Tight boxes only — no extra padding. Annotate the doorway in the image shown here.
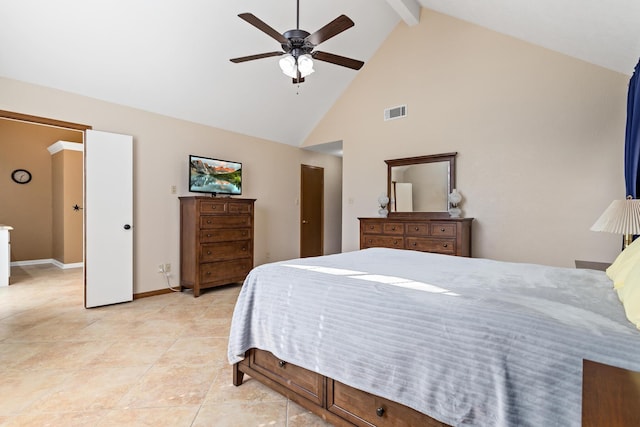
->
[0,111,88,274]
[300,164,324,258]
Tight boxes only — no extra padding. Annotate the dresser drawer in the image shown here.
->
[382,223,404,235]
[361,222,383,234]
[228,202,252,214]
[362,235,404,249]
[199,258,252,284]
[328,380,445,427]
[200,240,251,262]
[430,223,456,237]
[406,237,455,254]
[199,228,250,243]
[199,200,227,214]
[250,349,324,406]
[200,215,251,229]
[405,223,430,236]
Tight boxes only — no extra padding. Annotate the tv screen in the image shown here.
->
[189,155,242,195]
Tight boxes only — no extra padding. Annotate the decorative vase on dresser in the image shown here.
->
[179,196,256,297]
[359,216,473,257]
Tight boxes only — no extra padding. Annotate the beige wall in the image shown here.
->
[0,119,83,261]
[0,77,342,294]
[305,9,628,267]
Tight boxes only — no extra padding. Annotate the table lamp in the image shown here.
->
[590,196,640,248]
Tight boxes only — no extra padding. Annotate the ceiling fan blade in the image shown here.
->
[230,52,284,63]
[313,51,364,70]
[238,13,288,45]
[305,15,354,46]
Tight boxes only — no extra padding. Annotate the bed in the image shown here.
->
[228,247,640,426]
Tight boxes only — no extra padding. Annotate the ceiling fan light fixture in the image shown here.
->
[298,54,314,78]
[279,54,297,78]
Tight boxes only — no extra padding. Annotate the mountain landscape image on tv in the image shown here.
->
[189,155,242,195]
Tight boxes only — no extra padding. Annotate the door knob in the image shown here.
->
[123,224,131,230]
[302,220,308,224]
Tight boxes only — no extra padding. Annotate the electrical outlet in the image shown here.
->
[157,264,164,273]
[164,263,171,273]
[170,185,177,194]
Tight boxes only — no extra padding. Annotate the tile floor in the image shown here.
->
[0,264,332,427]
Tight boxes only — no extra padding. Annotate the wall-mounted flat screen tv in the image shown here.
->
[189,155,242,196]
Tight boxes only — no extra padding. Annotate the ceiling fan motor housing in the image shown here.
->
[282,29,314,57]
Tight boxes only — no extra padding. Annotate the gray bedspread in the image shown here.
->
[227,248,640,426]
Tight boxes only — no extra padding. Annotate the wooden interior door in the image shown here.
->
[300,164,324,258]
[85,130,133,307]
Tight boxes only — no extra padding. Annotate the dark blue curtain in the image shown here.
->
[625,59,640,199]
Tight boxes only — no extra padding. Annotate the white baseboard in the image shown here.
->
[51,259,84,270]
[11,259,83,269]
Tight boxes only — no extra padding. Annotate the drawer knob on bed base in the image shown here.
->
[376,407,385,417]
[443,243,448,248]
[278,360,287,368]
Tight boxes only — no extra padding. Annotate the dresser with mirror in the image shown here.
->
[359,152,473,257]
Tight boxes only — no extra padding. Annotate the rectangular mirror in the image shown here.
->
[386,153,456,216]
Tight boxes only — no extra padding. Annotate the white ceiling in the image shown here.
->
[1,0,638,150]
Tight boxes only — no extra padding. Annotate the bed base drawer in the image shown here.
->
[328,380,447,427]
[233,349,452,427]
[249,349,324,406]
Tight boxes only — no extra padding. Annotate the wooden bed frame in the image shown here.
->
[233,348,449,427]
[234,350,640,426]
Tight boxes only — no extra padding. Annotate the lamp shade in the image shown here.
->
[297,54,314,77]
[590,198,640,235]
[279,54,297,78]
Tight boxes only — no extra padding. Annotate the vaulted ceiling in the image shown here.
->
[1,1,638,148]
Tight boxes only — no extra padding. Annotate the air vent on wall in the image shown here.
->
[384,104,407,121]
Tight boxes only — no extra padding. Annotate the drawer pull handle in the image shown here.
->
[242,247,247,251]
[412,242,417,246]
[443,243,448,248]
[393,240,398,245]
[415,227,419,231]
[369,225,374,230]
[206,220,212,224]
[206,234,212,238]
[376,407,385,417]
[205,271,211,276]
[207,251,212,255]
[441,228,445,232]
[391,226,396,230]
[278,360,286,368]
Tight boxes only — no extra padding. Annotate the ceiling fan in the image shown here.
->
[230,0,364,84]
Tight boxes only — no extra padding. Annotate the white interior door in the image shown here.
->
[85,130,133,308]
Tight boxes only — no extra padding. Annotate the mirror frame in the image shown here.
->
[385,152,457,218]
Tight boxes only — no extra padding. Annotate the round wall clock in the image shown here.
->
[11,169,32,184]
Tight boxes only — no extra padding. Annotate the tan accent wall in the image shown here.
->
[305,9,628,267]
[0,78,342,294]
[0,119,83,262]
[51,145,83,264]
[51,151,64,261]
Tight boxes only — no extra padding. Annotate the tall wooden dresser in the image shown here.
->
[359,216,473,257]
[179,196,256,297]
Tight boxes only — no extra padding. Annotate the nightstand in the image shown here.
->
[582,359,640,426]
[575,260,610,271]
